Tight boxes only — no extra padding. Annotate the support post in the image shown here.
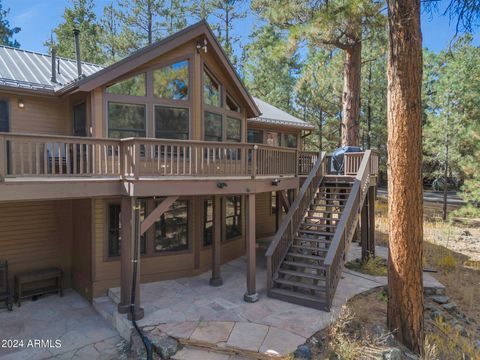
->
[244,193,258,302]
[118,196,144,320]
[368,186,376,256]
[361,198,369,262]
[210,195,223,286]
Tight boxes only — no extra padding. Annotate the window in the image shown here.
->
[154,199,188,252]
[247,129,263,144]
[108,204,121,257]
[0,100,8,133]
[271,191,277,215]
[108,102,146,138]
[284,133,298,148]
[204,112,223,141]
[204,70,221,107]
[226,117,241,142]
[153,60,189,100]
[107,202,147,258]
[106,74,146,96]
[265,131,280,147]
[155,106,189,139]
[225,196,242,240]
[226,94,240,112]
[73,103,86,137]
[203,199,213,247]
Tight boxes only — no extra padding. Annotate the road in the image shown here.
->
[377,188,466,206]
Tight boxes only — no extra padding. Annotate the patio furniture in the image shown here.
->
[14,267,63,306]
[0,260,13,311]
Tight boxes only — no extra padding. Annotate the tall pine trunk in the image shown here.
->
[386,0,424,354]
[341,41,361,146]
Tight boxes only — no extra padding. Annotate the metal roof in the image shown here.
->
[249,97,315,130]
[0,45,103,91]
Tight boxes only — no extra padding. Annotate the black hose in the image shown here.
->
[131,201,153,360]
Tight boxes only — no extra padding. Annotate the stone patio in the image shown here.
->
[0,290,124,360]
[95,245,444,358]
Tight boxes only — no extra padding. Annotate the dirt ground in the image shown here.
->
[304,199,480,359]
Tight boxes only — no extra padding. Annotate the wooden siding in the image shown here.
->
[0,92,70,135]
[255,192,276,238]
[0,200,73,288]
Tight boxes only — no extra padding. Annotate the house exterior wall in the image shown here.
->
[91,196,246,298]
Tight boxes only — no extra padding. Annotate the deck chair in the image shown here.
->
[0,260,13,311]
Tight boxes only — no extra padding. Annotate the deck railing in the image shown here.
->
[265,152,327,290]
[324,150,378,308]
[0,133,314,181]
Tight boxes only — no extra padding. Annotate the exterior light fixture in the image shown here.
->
[196,38,208,53]
[18,99,25,109]
[217,182,227,189]
[272,178,281,186]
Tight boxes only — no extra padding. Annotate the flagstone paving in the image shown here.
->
[98,245,444,358]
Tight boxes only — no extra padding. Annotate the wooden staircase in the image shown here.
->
[266,151,379,311]
[268,179,353,309]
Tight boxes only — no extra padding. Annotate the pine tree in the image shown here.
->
[252,0,385,147]
[47,0,104,64]
[99,2,128,63]
[243,24,299,112]
[386,0,424,353]
[210,0,246,64]
[165,0,188,35]
[0,3,20,48]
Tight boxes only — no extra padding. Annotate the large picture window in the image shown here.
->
[204,70,221,107]
[106,74,146,96]
[154,199,189,252]
[153,60,189,100]
[226,117,241,142]
[225,196,242,240]
[265,131,280,147]
[204,112,223,141]
[155,106,189,139]
[108,102,146,138]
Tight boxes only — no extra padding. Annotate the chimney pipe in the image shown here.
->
[51,47,57,83]
[73,29,82,77]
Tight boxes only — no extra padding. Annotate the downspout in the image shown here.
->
[131,201,153,360]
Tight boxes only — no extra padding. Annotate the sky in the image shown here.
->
[2,0,479,56]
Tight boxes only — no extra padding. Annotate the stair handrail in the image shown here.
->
[324,150,373,309]
[266,151,327,290]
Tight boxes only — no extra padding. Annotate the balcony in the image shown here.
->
[0,133,321,201]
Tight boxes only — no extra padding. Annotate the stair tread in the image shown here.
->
[311,203,345,208]
[291,244,329,252]
[304,216,340,221]
[269,288,326,304]
[287,252,325,261]
[294,237,330,243]
[307,209,343,215]
[301,222,337,228]
[298,229,334,236]
[277,269,326,280]
[283,260,326,270]
[274,278,326,291]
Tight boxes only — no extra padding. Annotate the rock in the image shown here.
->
[431,295,449,304]
[373,325,386,336]
[424,303,436,311]
[435,287,446,295]
[382,348,402,360]
[293,344,312,360]
[404,352,419,360]
[475,340,480,349]
[151,336,178,359]
[442,302,457,311]
[462,230,472,237]
[385,334,396,346]
[430,310,443,320]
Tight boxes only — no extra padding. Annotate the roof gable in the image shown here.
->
[66,21,260,117]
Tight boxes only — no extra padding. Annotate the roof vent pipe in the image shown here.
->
[73,29,82,77]
[51,47,57,83]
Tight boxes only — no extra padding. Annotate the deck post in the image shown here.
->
[118,196,144,320]
[361,198,369,262]
[368,186,376,256]
[210,195,223,286]
[244,193,258,303]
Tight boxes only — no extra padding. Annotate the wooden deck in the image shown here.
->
[0,133,322,201]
